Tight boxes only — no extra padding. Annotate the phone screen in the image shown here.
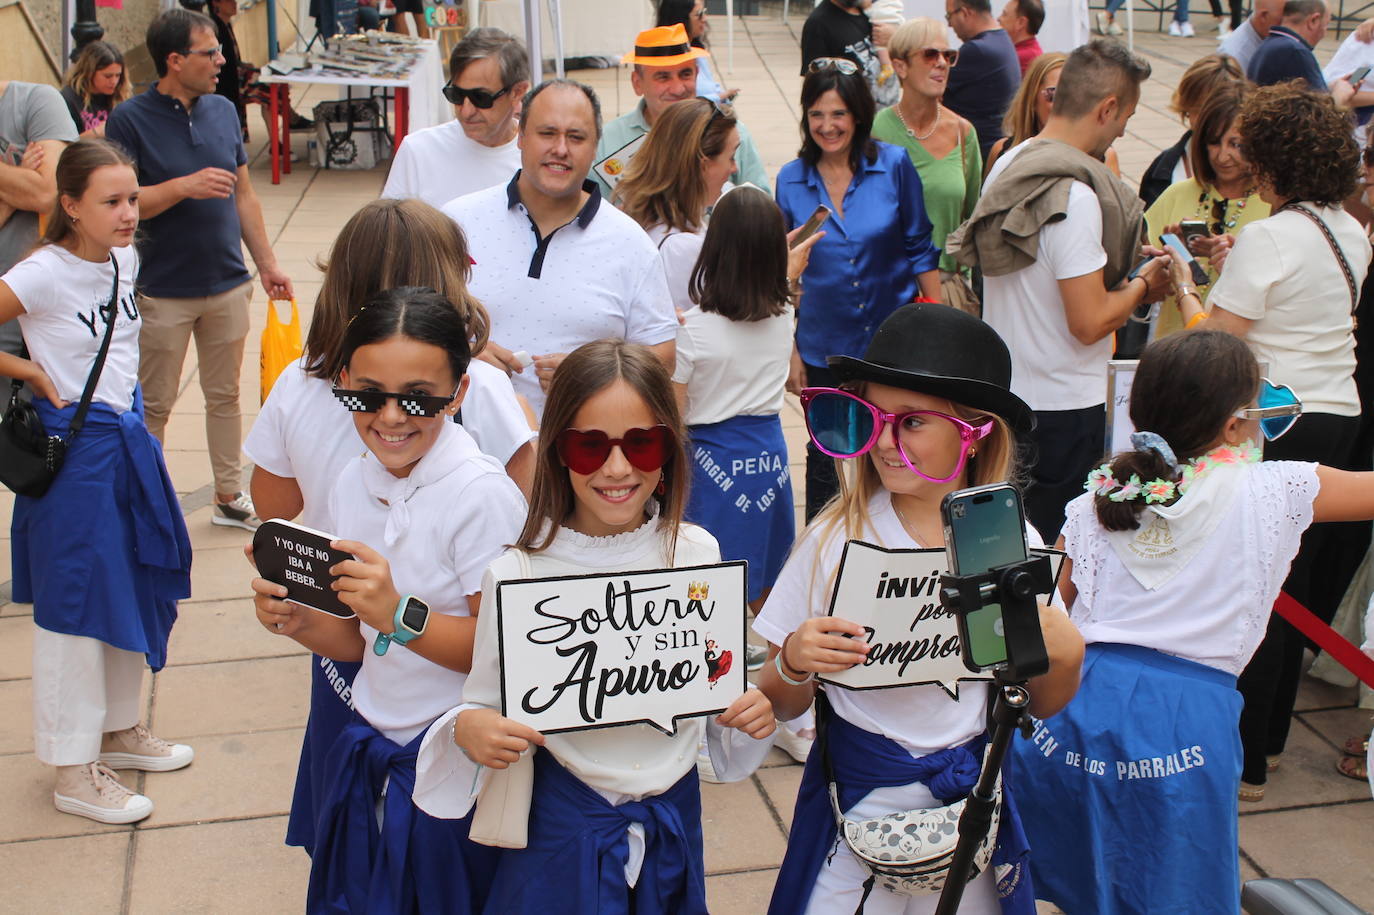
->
[943,486,1029,669]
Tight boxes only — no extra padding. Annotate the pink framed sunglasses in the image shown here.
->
[800,387,994,483]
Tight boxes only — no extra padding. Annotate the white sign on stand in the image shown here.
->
[496,561,748,735]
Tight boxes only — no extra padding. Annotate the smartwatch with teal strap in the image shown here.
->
[372,595,431,656]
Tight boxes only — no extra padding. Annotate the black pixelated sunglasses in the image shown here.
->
[332,387,458,418]
[442,84,513,109]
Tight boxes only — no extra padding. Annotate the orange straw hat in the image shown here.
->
[622,24,707,67]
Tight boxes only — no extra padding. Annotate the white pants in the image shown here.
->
[805,783,999,915]
[32,628,144,766]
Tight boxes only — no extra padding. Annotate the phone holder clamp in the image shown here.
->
[939,554,1053,682]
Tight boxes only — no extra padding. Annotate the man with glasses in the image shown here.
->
[944,0,1021,161]
[106,7,292,531]
[591,24,769,199]
[383,28,529,208]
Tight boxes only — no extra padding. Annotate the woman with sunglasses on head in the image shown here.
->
[1006,329,1374,913]
[1172,83,1373,804]
[871,18,982,315]
[614,98,740,313]
[411,339,776,912]
[250,287,525,913]
[984,52,1120,178]
[778,60,941,521]
[1145,86,1268,340]
[756,303,1084,915]
[244,197,535,856]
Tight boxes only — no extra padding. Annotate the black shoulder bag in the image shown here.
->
[0,256,121,499]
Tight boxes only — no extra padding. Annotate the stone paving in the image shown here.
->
[2,5,1372,912]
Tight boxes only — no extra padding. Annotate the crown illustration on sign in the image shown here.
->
[687,581,709,601]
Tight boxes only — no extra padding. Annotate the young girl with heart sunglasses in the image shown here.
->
[1007,329,1374,913]
[411,339,776,913]
[755,302,1084,915]
[250,287,526,912]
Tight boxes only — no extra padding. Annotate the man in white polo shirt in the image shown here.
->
[443,79,677,416]
[382,28,529,208]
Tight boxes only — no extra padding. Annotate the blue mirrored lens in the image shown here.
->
[806,393,874,456]
[1260,415,1296,441]
[1257,380,1300,440]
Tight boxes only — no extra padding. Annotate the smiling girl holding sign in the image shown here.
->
[410,340,777,914]
[755,302,1084,915]
[249,288,525,913]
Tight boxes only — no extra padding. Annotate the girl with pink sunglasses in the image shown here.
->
[755,302,1084,914]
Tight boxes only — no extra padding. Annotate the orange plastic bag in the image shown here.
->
[260,297,302,404]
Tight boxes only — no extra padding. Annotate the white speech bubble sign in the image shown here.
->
[495,561,748,736]
[817,541,1065,697]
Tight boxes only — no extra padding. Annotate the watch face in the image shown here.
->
[401,598,428,631]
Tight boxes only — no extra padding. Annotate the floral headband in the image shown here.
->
[1086,434,1262,504]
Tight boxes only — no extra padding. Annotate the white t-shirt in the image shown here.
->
[381,119,521,210]
[1061,461,1318,676]
[645,224,705,315]
[1208,205,1370,416]
[443,180,679,416]
[673,305,793,425]
[4,244,141,412]
[754,491,1044,759]
[981,141,1110,412]
[326,421,526,745]
[244,357,533,530]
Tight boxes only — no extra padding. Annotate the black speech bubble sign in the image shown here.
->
[251,519,356,619]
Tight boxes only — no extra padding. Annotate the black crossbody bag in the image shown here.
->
[0,256,121,498]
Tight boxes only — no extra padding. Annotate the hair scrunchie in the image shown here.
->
[1129,431,1180,475]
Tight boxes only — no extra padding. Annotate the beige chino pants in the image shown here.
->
[137,281,252,496]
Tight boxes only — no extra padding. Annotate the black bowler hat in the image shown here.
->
[827,302,1035,436]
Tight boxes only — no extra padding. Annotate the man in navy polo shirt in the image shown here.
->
[107,7,292,531]
[944,0,1021,162]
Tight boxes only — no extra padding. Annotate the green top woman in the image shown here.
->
[870,17,981,313]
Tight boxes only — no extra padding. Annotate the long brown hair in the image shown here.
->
[614,98,737,233]
[64,40,130,109]
[1002,51,1065,148]
[516,340,689,559]
[688,185,790,321]
[40,138,135,250]
[306,198,490,381]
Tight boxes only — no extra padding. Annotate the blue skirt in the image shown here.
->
[1008,643,1243,915]
[483,749,707,915]
[685,414,795,602]
[286,655,363,854]
[307,717,498,914]
[11,392,191,671]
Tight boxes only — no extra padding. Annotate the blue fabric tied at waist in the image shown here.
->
[308,719,496,915]
[11,391,190,670]
[768,706,1035,914]
[482,748,707,915]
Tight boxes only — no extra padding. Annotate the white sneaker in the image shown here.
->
[1094,11,1108,33]
[1168,19,1183,35]
[1218,17,1231,34]
[54,762,154,825]
[212,492,261,531]
[1108,19,1124,34]
[745,643,768,672]
[99,723,194,772]
[774,723,815,764]
[1181,20,1195,36]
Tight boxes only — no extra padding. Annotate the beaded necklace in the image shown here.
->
[1196,185,1256,234]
